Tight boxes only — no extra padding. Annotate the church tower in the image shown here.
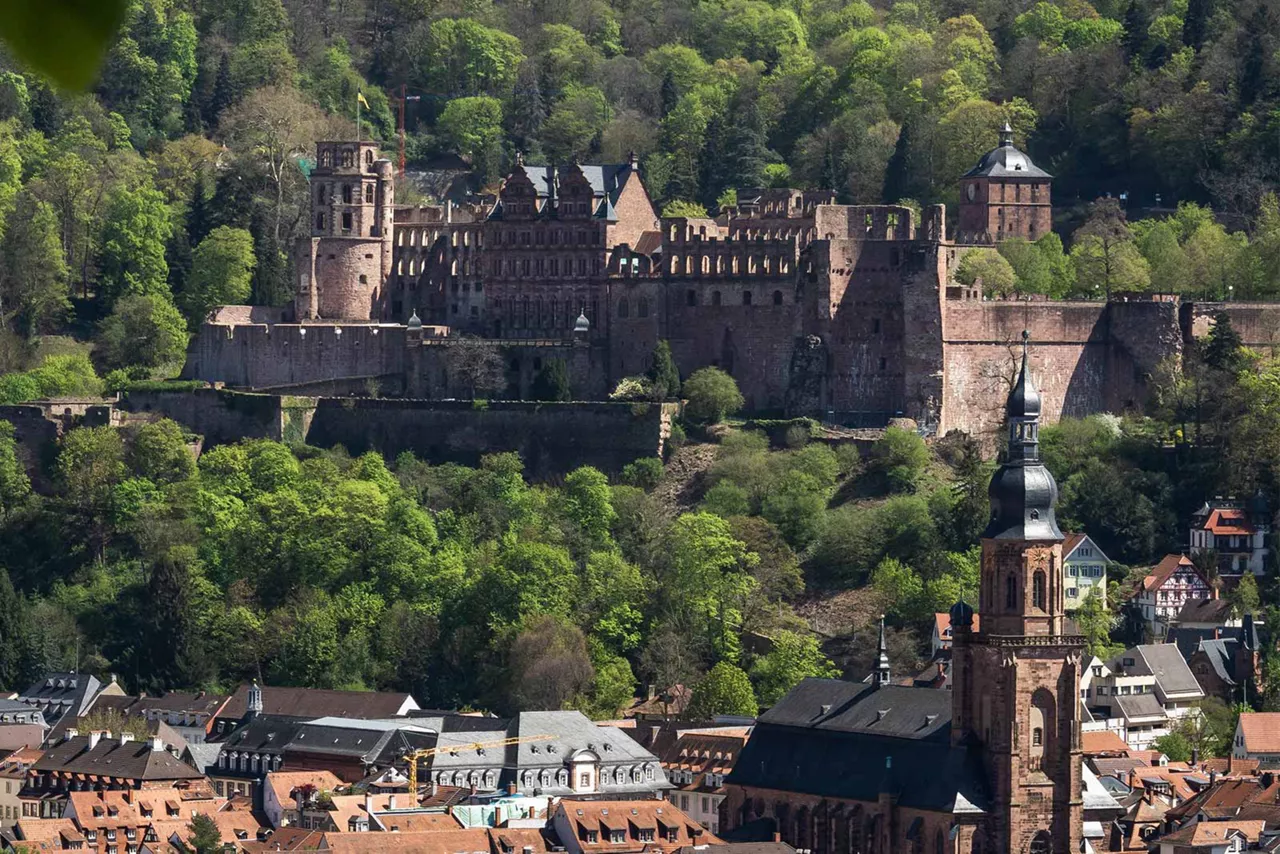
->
[950,333,1083,854]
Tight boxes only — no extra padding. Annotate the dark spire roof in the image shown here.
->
[876,615,891,687]
[982,332,1063,542]
[963,123,1052,180]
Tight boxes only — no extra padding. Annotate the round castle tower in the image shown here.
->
[296,141,395,321]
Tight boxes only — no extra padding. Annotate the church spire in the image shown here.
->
[876,615,891,687]
[983,332,1062,542]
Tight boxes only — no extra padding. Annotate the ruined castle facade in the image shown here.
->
[185,132,1280,440]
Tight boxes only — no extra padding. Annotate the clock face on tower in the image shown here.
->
[966,182,976,201]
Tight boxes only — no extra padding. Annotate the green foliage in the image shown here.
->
[0,421,30,518]
[1152,731,1191,763]
[98,294,188,372]
[0,354,103,403]
[1074,589,1122,660]
[530,358,572,402]
[647,341,681,400]
[438,96,503,183]
[751,630,838,705]
[0,0,127,90]
[1228,572,1260,618]
[98,182,172,306]
[620,457,664,491]
[181,226,255,324]
[687,661,757,718]
[869,427,929,493]
[682,367,744,423]
[955,249,1016,297]
[661,199,710,218]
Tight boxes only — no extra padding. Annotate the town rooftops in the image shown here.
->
[218,684,418,722]
[509,163,635,204]
[264,769,343,812]
[934,612,981,640]
[17,672,115,725]
[34,732,203,781]
[1173,598,1234,625]
[557,799,720,852]
[286,718,436,764]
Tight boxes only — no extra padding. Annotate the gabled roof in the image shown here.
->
[511,164,634,204]
[1142,555,1209,593]
[1195,638,1242,686]
[1112,693,1167,723]
[34,734,203,781]
[1155,819,1265,846]
[1135,644,1204,697]
[933,613,980,638]
[1080,730,1130,756]
[219,684,416,721]
[1201,508,1256,535]
[1173,598,1234,625]
[1239,712,1280,753]
[264,769,343,811]
[758,678,951,740]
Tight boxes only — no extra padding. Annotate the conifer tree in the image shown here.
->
[722,101,768,192]
[647,340,681,400]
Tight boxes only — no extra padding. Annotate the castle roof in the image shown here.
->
[963,123,1052,180]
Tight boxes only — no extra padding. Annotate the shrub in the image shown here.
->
[620,457,664,491]
[870,426,929,493]
[683,367,744,423]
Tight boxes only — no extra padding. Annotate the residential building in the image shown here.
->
[1062,533,1109,608]
[292,791,464,833]
[1190,496,1271,577]
[1172,598,1242,631]
[263,769,344,828]
[724,339,1087,854]
[20,731,205,818]
[1154,819,1266,853]
[551,799,720,854]
[658,728,750,834]
[1233,713,1280,763]
[1086,645,1205,750]
[0,747,40,829]
[210,682,420,737]
[930,612,981,656]
[0,699,47,752]
[1137,556,1214,636]
[1184,615,1263,706]
[624,686,692,721]
[16,673,125,730]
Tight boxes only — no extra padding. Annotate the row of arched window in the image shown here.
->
[318,147,375,169]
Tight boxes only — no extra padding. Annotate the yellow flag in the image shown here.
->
[357,92,370,109]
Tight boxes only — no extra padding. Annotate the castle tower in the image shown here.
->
[957,123,1052,243]
[950,332,1083,854]
[296,141,395,321]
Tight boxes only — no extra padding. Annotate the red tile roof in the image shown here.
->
[932,613,980,638]
[1239,712,1280,753]
[1202,509,1256,535]
[1080,730,1130,756]
[1141,555,1209,592]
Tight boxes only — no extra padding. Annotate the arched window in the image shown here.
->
[1006,574,1017,609]
[773,290,783,305]
[1033,571,1046,611]
[365,184,374,203]
[320,149,331,167]
[316,213,325,231]
[638,297,649,318]
[342,184,352,204]
[687,290,697,307]
[712,290,722,306]
[935,829,944,854]
[365,149,374,166]
[1028,831,1052,854]
[341,149,353,167]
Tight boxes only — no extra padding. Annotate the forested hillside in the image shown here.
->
[0,0,1278,381]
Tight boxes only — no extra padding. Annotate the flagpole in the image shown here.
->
[357,93,362,142]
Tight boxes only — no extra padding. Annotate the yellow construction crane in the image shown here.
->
[402,734,556,796]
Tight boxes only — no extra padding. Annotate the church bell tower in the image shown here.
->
[950,333,1083,854]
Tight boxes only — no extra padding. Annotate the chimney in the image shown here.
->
[64,728,78,742]
[150,737,164,752]
[445,200,453,224]
[1210,770,1219,787]
[507,782,516,796]
[88,731,103,750]
[1191,748,1199,767]
[387,794,396,811]
[647,684,657,702]
[120,732,135,746]
[364,792,373,815]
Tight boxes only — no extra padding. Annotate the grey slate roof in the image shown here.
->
[18,673,106,726]
[963,142,1052,180]
[1169,623,1262,662]
[35,734,203,781]
[1112,693,1167,723]
[286,718,435,764]
[730,678,987,814]
[1136,644,1204,697]
[512,164,632,204]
